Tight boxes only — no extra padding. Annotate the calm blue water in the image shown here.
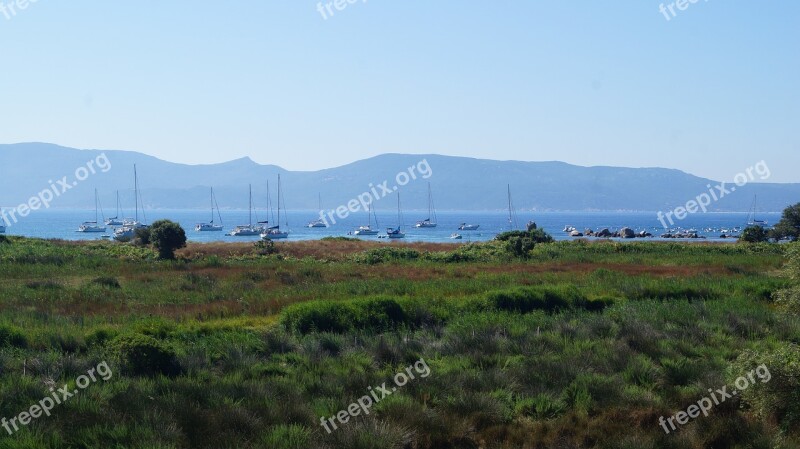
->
[0,209,781,243]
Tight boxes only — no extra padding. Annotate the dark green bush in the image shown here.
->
[91,276,121,289]
[110,333,181,376]
[281,297,411,334]
[740,225,770,243]
[358,247,420,264]
[0,325,27,349]
[731,344,800,433]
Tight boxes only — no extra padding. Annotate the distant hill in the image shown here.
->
[1,143,798,212]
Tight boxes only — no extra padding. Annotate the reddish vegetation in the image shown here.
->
[176,239,462,260]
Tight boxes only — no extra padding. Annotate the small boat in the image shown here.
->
[114,165,149,241]
[105,191,124,226]
[458,223,480,231]
[355,203,380,236]
[196,187,224,232]
[261,174,289,240]
[230,185,264,236]
[415,182,438,228]
[307,193,328,228]
[386,193,405,239]
[78,189,107,233]
[450,233,463,240]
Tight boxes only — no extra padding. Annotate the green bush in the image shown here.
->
[482,286,605,314]
[730,344,800,433]
[357,247,420,264]
[281,297,411,334]
[91,276,121,288]
[495,229,554,258]
[740,225,770,243]
[0,325,27,349]
[110,333,181,376]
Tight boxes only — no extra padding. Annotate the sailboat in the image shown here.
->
[105,191,124,226]
[415,182,438,228]
[507,184,520,230]
[78,189,107,233]
[747,195,768,226]
[230,185,263,236]
[386,192,406,239]
[262,174,289,240]
[307,193,327,228]
[114,165,149,241]
[196,187,224,232]
[354,202,380,236]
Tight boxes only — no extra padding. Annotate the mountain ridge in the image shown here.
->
[1,143,797,212]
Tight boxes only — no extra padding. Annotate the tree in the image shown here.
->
[495,228,554,258]
[770,203,800,240]
[149,220,187,259]
[739,225,769,243]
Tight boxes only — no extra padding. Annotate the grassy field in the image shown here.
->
[0,235,798,448]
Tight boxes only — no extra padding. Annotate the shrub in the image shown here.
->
[358,247,420,264]
[740,225,770,243]
[133,227,152,246]
[86,327,118,347]
[730,344,800,433]
[91,276,121,289]
[0,325,27,349]
[110,333,181,376]
[495,229,554,258]
[254,238,279,256]
[281,297,411,334]
[484,286,597,313]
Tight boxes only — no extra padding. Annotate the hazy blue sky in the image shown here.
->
[1,1,798,181]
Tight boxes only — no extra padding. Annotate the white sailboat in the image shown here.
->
[386,192,406,239]
[230,185,263,236]
[507,184,519,230]
[78,189,107,233]
[196,187,224,232]
[747,195,768,226]
[415,182,438,228]
[105,191,124,226]
[354,202,380,236]
[307,193,327,228]
[262,174,289,240]
[114,165,149,241]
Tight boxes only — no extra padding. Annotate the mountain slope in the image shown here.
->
[1,143,797,212]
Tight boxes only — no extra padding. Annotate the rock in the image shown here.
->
[619,227,635,238]
[570,230,584,237]
[584,228,594,236]
[596,228,612,238]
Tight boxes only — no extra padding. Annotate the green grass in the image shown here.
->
[0,236,797,448]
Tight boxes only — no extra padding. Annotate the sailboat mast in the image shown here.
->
[277,174,281,229]
[94,189,99,223]
[249,185,253,226]
[134,164,139,222]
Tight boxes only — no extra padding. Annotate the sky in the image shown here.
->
[0,1,798,182]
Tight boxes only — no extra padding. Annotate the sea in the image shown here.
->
[0,210,781,243]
